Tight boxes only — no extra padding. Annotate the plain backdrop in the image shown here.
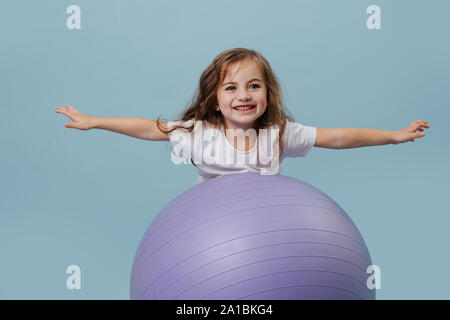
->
[1,0,449,299]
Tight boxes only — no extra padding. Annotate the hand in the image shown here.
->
[393,120,430,144]
[55,105,95,130]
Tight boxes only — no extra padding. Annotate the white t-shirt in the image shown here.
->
[167,119,316,184]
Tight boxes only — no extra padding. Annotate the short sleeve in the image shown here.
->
[283,121,317,158]
[167,119,195,160]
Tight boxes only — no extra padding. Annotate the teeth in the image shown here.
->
[234,106,254,110]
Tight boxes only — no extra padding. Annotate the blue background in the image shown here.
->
[1,0,448,299]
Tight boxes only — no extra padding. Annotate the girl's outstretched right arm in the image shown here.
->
[55,105,169,141]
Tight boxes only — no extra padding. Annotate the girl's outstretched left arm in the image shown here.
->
[314,120,430,149]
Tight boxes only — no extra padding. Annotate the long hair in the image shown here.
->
[156,48,295,159]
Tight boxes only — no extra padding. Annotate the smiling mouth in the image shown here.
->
[233,105,256,111]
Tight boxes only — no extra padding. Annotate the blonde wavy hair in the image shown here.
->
[156,48,295,160]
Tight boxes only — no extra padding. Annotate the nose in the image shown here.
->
[237,88,251,101]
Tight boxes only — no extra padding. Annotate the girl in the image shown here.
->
[55,48,429,184]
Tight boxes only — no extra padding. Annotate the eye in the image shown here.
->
[225,84,260,91]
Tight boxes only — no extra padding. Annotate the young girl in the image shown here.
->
[55,48,429,184]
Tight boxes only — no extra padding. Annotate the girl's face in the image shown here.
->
[216,59,267,131]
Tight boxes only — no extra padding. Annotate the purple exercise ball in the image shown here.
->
[130,172,375,300]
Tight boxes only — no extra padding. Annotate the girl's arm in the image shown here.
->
[55,105,169,141]
[93,117,169,141]
[315,120,429,149]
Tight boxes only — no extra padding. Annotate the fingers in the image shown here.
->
[56,105,80,121]
[55,105,68,114]
[66,105,78,112]
[414,120,429,127]
[55,106,67,118]
[411,120,430,133]
[417,131,425,137]
[55,105,78,114]
[411,130,426,142]
[56,105,78,127]
[56,107,72,120]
